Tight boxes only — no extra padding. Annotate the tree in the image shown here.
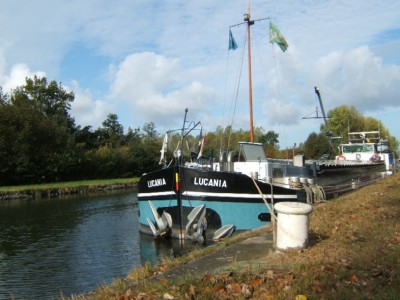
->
[303,132,332,159]
[99,113,124,147]
[327,105,398,152]
[0,98,70,183]
[142,122,158,141]
[0,76,77,184]
[0,87,6,104]
[259,129,279,155]
[11,76,76,131]
[124,122,161,176]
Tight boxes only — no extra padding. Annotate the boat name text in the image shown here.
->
[147,178,167,188]
[194,177,227,188]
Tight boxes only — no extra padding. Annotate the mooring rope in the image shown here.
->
[252,178,277,244]
[311,185,327,203]
[303,184,326,204]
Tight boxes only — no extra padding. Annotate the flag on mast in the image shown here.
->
[197,129,206,159]
[159,133,168,165]
[228,29,238,50]
[197,127,203,154]
[269,20,289,52]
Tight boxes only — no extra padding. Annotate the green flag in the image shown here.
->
[228,29,238,50]
[269,20,288,52]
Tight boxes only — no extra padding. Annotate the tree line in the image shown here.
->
[0,76,397,186]
[0,77,161,185]
[302,105,398,160]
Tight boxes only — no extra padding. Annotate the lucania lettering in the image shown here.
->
[194,177,227,188]
[147,178,167,188]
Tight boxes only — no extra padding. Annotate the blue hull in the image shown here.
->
[138,165,302,238]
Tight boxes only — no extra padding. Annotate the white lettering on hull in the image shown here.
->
[147,178,167,188]
[194,177,227,188]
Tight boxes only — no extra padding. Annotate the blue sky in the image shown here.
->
[1,0,400,150]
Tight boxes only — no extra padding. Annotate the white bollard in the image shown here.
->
[274,202,313,250]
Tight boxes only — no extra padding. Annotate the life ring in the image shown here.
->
[369,153,381,162]
[336,154,346,160]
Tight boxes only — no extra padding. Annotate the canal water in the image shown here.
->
[0,191,195,299]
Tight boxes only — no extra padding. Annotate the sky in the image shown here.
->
[1,0,400,150]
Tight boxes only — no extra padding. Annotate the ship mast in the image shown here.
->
[230,3,269,142]
[244,3,255,143]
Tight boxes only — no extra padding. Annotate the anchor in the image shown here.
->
[146,201,172,237]
[186,204,207,242]
[213,224,236,240]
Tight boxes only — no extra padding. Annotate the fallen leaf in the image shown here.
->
[266,270,274,279]
[202,274,215,282]
[226,283,241,293]
[286,273,295,283]
[123,288,132,300]
[187,285,196,297]
[351,274,359,284]
[283,285,291,292]
[295,295,307,300]
[241,284,254,298]
[313,281,322,293]
[163,292,174,300]
[251,277,264,286]
[136,293,147,300]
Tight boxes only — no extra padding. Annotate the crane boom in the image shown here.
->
[314,86,331,137]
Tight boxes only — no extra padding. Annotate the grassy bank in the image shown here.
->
[66,172,399,300]
[0,178,139,199]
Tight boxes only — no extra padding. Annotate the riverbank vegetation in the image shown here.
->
[0,178,138,193]
[66,173,399,299]
[1,76,397,186]
[0,177,139,200]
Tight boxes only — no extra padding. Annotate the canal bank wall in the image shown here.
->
[0,182,138,200]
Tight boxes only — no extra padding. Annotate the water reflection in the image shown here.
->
[139,234,208,265]
[0,191,195,299]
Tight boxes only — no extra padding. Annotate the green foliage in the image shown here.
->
[327,105,398,152]
[0,89,70,184]
[98,113,124,147]
[11,76,75,131]
[305,105,399,158]
[0,87,6,104]
[303,132,333,159]
[0,77,398,186]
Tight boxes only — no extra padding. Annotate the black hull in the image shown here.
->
[139,165,301,202]
[316,161,386,187]
[138,165,305,238]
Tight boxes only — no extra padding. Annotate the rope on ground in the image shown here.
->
[252,178,277,245]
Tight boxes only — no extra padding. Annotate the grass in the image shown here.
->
[65,173,400,299]
[0,178,139,192]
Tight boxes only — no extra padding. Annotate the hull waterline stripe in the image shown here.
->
[138,191,176,197]
[138,191,297,199]
[182,191,297,199]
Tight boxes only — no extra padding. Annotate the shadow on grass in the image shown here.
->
[308,230,329,247]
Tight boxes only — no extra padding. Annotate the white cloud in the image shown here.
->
[0,63,46,93]
[310,46,400,112]
[263,98,302,125]
[70,81,115,129]
[1,0,400,146]
[110,52,216,129]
